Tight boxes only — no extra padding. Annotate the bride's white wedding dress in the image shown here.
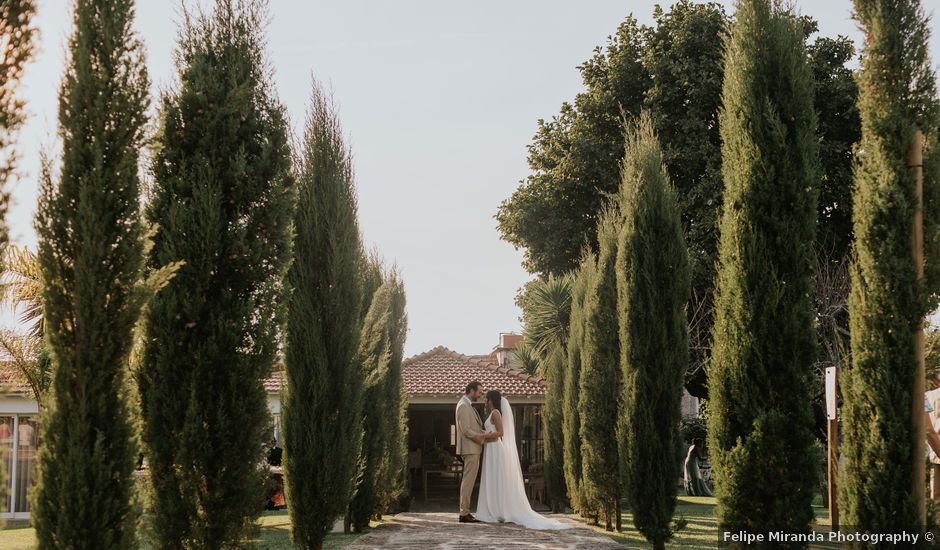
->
[474,396,570,530]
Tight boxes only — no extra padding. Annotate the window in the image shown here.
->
[0,415,40,517]
[450,425,456,446]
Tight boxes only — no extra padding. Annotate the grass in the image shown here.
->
[570,494,839,549]
[0,511,368,549]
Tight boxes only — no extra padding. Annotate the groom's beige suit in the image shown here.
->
[456,394,484,516]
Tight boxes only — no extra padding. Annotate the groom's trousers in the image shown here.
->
[459,453,481,516]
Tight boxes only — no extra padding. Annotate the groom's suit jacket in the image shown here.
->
[455,395,484,456]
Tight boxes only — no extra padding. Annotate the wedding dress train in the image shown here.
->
[475,396,570,530]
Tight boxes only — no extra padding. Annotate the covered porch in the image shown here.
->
[401,346,548,511]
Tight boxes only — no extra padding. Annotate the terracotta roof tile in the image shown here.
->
[263,369,283,393]
[402,346,546,398]
[0,361,32,395]
[261,346,547,398]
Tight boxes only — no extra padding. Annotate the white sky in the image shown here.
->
[4,1,939,357]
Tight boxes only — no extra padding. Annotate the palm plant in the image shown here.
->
[511,340,540,376]
[522,274,572,358]
[0,244,42,336]
[0,237,178,407]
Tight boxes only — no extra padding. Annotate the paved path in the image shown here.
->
[346,512,622,549]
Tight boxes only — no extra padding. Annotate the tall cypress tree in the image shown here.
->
[32,0,149,546]
[579,209,622,531]
[616,115,689,550]
[350,271,409,530]
[378,272,408,513]
[839,0,939,534]
[542,343,567,512]
[140,1,295,547]
[283,82,363,550]
[563,252,594,515]
[350,268,389,532]
[707,0,818,542]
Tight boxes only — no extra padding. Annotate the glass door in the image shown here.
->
[14,416,38,515]
[0,417,12,514]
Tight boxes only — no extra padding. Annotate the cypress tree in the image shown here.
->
[350,268,391,532]
[139,1,295,547]
[616,115,689,550]
[283,82,363,550]
[542,343,567,512]
[839,0,939,534]
[707,0,818,543]
[579,209,622,531]
[32,0,149,546]
[378,273,408,512]
[563,252,594,515]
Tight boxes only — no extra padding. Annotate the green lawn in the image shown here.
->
[0,512,367,550]
[572,495,839,549]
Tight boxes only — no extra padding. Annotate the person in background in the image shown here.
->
[267,437,282,467]
[684,438,713,497]
[924,375,940,519]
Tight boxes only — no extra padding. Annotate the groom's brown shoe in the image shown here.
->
[459,514,480,523]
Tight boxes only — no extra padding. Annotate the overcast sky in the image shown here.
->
[4,0,939,357]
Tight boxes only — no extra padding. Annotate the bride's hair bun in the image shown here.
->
[485,389,502,411]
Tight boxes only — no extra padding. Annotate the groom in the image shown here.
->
[456,380,486,523]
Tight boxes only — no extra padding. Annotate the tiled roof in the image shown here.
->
[261,347,546,398]
[403,346,545,398]
[0,360,32,395]
[264,369,283,393]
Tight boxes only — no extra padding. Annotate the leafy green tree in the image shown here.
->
[498,3,862,402]
[616,115,689,550]
[706,0,819,543]
[563,252,594,515]
[579,210,622,531]
[283,82,363,550]
[496,16,648,276]
[0,0,36,249]
[839,0,939,535]
[140,2,295,547]
[642,2,728,398]
[809,34,860,257]
[498,3,724,398]
[32,0,149,546]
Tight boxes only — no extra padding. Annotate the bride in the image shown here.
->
[475,390,570,530]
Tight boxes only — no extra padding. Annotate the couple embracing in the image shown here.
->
[455,381,569,530]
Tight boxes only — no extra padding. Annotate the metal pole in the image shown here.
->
[828,367,839,530]
[911,129,925,526]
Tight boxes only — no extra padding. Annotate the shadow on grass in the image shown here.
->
[0,511,367,550]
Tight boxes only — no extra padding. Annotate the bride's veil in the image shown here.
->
[500,396,524,486]
[476,394,570,529]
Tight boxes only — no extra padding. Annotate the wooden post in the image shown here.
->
[911,129,926,526]
[827,367,839,530]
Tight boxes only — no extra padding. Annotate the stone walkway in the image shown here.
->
[346,512,622,549]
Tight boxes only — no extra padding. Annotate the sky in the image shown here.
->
[4,0,940,358]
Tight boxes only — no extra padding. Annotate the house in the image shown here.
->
[0,332,699,518]
[402,344,547,474]
[0,362,39,520]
